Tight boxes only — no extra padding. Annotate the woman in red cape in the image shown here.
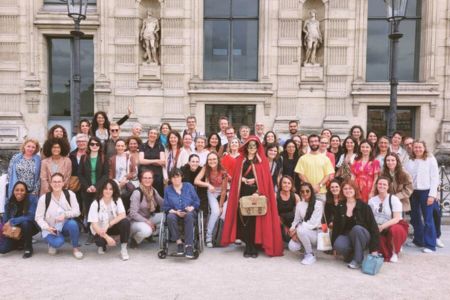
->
[221,136,283,257]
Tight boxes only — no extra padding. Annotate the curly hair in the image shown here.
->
[42,138,70,157]
[20,138,40,155]
[91,111,110,136]
[96,179,121,202]
[47,124,68,140]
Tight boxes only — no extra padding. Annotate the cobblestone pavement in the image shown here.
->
[1,226,450,300]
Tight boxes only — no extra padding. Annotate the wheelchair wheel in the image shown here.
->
[197,210,205,252]
[158,250,167,259]
[194,249,200,259]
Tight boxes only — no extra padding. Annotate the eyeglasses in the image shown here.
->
[110,129,119,132]
[378,203,383,213]
[89,143,100,147]
[300,190,311,194]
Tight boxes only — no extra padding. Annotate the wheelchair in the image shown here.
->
[157,210,204,259]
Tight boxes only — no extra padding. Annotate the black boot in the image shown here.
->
[243,243,251,258]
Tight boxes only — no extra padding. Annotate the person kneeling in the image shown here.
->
[288,183,323,265]
[88,179,131,260]
[35,173,83,259]
[163,168,200,259]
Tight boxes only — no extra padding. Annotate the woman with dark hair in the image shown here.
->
[90,108,131,144]
[332,180,379,269]
[207,132,224,157]
[321,129,332,140]
[349,125,364,146]
[263,131,278,149]
[159,122,172,148]
[163,168,200,259]
[281,139,301,193]
[139,128,166,196]
[300,134,309,155]
[40,138,72,195]
[78,136,109,237]
[0,182,40,258]
[366,131,378,147]
[288,182,323,265]
[164,130,182,181]
[266,143,283,192]
[405,140,439,253]
[181,154,201,185]
[7,138,41,200]
[47,124,69,142]
[221,136,283,257]
[292,135,302,152]
[382,153,413,213]
[368,176,408,262]
[195,152,228,247]
[324,179,343,230]
[126,135,142,173]
[70,119,91,151]
[177,133,193,168]
[336,136,357,181]
[88,179,130,260]
[277,175,300,242]
[329,135,343,168]
[351,140,380,203]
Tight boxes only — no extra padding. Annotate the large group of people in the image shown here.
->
[0,112,444,271]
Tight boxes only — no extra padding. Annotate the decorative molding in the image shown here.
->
[0,15,18,34]
[329,0,349,9]
[278,47,298,65]
[279,19,299,39]
[279,0,298,10]
[115,45,136,64]
[115,96,134,114]
[327,46,347,65]
[95,95,110,112]
[163,97,184,115]
[328,19,348,39]
[162,45,183,65]
[0,94,20,113]
[25,94,40,114]
[277,97,297,118]
[188,81,273,95]
[351,82,440,96]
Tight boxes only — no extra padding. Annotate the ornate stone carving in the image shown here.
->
[140,9,161,65]
[25,94,40,113]
[303,10,322,66]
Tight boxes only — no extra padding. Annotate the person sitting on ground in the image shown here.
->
[34,173,83,259]
[368,176,408,263]
[88,179,131,260]
[163,168,200,259]
[288,182,324,265]
[0,181,40,258]
[128,170,164,248]
[277,175,300,242]
[332,180,379,269]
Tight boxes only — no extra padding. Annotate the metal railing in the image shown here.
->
[439,165,450,216]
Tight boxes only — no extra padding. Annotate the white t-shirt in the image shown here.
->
[88,198,126,235]
[368,194,403,225]
[115,155,128,182]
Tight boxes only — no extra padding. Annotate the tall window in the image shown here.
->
[366,0,421,81]
[204,0,259,81]
[48,38,94,117]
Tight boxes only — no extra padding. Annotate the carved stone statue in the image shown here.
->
[140,9,160,65]
[303,10,322,66]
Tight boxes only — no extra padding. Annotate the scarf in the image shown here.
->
[139,183,156,213]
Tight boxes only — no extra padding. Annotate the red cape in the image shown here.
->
[221,136,284,256]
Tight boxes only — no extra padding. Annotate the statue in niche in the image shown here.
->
[140,9,160,65]
[303,9,322,66]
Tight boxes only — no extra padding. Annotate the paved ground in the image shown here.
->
[1,226,450,300]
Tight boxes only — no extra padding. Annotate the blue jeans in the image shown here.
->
[433,201,442,238]
[45,219,80,249]
[410,190,436,250]
[167,211,197,246]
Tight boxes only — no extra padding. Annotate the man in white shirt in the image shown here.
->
[182,116,203,140]
[255,122,265,142]
[390,131,408,164]
[218,116,229,145]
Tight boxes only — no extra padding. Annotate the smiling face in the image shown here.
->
[300,185,312,201]
[195,138,205,151]
[128,139,139,152]
[308,136,320,152]
[413,142,425,158]
[51,144,61,157]
[13,183,27,202]
[319,138,329,152]
[376,178,389,195]
[24,141,37,156]
[329,182,340,196]
[281,177,293,192]
[359,142,372,157]
[209,134,219,147]
[285,142,296,155]
[110,125,120,139]
[240,127,250,139]
[132,125,142,136]
[292,136,301,148]
[188,156,200,171]
[207,153,219,169]
[230,138,240,151]
[352,128,362,140]
[183,134,193,148]
[345,138,355,152]
[267,146,278,160]
[140,171,154,188]
[161,125,170,135]
[378,138,389,152]
[367,132,378,144]
[247,140,257,155]
[169,133,179,147]
[219,119,229,131]
[96,113,105,125]
[148,129,158,143]
[265,132,275,144]
[103,183,114,199]
[342,184,356,199]
[50,174,64,193]
[385,155,397,171]
[330,137,340,149]
[53,127,64,138]
[115,140,126,154]
[80,121,90,134]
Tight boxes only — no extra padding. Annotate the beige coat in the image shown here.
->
[40,157,72,195]
[391,171,414,212]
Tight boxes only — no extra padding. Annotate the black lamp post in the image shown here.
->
[384,0,408,137]
[66,0,88,136]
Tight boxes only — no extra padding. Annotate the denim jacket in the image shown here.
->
[163,182,200,212]
[3,196,37,226]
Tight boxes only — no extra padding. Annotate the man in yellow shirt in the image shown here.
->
[295,134,334,201]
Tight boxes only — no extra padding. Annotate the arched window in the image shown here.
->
[203,0,259,81]
[366,0,421,82]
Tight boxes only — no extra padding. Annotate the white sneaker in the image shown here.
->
[390,253,398,263]
[400,246,403,253]
[97,247,105,255]
[73,249,84,259]
[121,248,129,261]
[206,241,213,248]
[48,246,57,255]
[436,238,445,248]
[301,253,316,265]
[422,248,435,254]
[234,239,242,245]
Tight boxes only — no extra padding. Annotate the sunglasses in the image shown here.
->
[90,142,100,147]
[378,203,383,213]
[110,129,119,132]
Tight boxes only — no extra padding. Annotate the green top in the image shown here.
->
[90,156,98,185]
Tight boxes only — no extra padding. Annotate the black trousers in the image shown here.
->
[94,219,130,248]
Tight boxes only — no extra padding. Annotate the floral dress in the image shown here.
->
[350,159,380,203]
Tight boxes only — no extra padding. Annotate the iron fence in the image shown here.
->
[439,165,450,216]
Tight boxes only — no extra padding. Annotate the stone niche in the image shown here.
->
[300,0,325,82]
[138,0,161,81]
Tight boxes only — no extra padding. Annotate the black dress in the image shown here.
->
[277,192,296,227]
[237,159,258,251]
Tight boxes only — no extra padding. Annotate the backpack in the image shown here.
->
[45,189,71,214]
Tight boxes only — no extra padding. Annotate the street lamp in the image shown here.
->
[384,0,408,137]
[66,0,88,136]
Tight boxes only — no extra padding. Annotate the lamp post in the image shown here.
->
[384,0,408,137]
[66,0,88,136]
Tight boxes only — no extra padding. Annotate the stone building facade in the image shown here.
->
[0,0,449,155]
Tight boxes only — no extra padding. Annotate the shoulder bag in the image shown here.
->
[2,222,22,240]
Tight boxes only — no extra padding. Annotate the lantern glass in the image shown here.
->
[384,0,408,22]
[67,0,88,21]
